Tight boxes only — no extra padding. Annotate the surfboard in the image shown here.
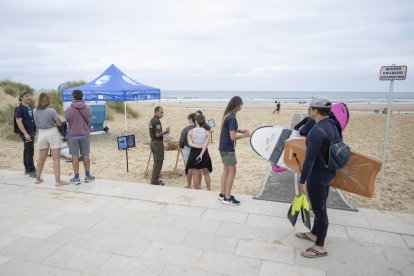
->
[283,138,382,198]
[331,102,349,132]
[250,126,301,167]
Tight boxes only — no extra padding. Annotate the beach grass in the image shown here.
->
[107,102,139,119]
[0,80,34,97]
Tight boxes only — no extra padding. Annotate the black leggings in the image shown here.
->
[306,170,335,247]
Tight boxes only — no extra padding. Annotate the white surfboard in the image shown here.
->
[250,126,300,168]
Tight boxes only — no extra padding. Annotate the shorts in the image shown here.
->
[220,151,237,166]
[68,137,90,156]
[182,145,191,161]
[37,128,61,149]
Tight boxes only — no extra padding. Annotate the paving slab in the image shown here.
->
[0,169,413,276]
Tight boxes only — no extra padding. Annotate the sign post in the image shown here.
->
[379,65,407,176]
[117,135,136,172]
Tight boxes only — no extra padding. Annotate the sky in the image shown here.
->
[0,0,413,92]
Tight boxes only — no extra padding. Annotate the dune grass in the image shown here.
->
[107,102,139,119]
[0,80,34,97]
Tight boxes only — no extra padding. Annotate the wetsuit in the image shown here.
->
[299,118,341,247]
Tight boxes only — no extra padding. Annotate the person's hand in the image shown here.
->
[195,155,203,164]
[24,133,31,141]
[298,183,307,195]
[244,130,251,138]
[165,126,170,134]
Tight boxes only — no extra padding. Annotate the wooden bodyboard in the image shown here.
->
[283,138,382,198]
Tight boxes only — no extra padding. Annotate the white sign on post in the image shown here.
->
[379,64,407,177]
[379,65,407,80]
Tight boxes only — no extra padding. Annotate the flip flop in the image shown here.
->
[34,179,43,184]
[295,232,316,242]
[301,247,328,258]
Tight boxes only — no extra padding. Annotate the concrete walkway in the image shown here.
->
[0,169,413,276]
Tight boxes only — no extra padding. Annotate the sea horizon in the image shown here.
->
[160,90,414,104]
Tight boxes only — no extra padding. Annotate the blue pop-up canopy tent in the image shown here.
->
[62,64,161,133]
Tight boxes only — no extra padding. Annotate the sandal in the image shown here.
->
[295,232,316,242]
[301,247,328,258]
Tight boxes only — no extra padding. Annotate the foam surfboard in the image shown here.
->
[331,102,349,132]
[250,126,301,167]
[283,138,382,198]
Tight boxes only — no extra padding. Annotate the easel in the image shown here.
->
[145,148,185,176]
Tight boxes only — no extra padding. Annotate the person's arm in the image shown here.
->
[179,128,187,148]
[294,117,309,130]
[196,132,211,161]
[229,130,250,141]
[299,120,315,137]
[298,131,323,193]
[51,109,62,126]
[155,126,170,137]
[16,118,31,141]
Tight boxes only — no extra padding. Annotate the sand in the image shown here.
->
[1,95,413,213]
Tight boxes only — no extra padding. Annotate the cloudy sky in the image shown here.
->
[0,0,413,92]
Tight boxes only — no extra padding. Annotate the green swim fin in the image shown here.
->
[287,194,304,227]
[301,196,312,230]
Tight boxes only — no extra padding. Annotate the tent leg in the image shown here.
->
[124,101,128,135]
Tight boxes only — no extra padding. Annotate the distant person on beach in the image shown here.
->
[277,101,281,112]
[149,106,170,185]
[179,113,196,188]
[218,96,250,205]
[14,91,37,178]
[272,101,277,114]
[186,114,212,190]
[33,93,68,186]
[296,96,340,258]
[64,90,94,185]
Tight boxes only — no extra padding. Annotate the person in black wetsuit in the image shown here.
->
[296,96,342,258]
[294,105,343,138]
[294,108,316,137]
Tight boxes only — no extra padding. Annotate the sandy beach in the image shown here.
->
[1,94,413,213]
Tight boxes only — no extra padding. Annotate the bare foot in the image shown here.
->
[35,179,43,184]
[184,185,191,189]
[55,181,69,186]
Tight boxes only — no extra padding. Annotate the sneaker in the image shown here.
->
[222,195,240,205]
[151,180,165,186]
[70,177,81,185]
[217,193,225,201]
[85,175,95,183]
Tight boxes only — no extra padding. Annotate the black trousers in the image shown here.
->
[306,169,335,247]
[22,139,36,173]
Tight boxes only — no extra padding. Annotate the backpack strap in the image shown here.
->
[74,107,89,125]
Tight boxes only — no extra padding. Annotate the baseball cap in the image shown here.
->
[19,91,31,101]
[309,96,331,108]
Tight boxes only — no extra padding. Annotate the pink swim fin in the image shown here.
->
[272,164,286,172]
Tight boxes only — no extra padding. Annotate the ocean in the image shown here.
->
[161,90,414,104]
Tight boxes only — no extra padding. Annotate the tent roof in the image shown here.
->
[62,64,160,102]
